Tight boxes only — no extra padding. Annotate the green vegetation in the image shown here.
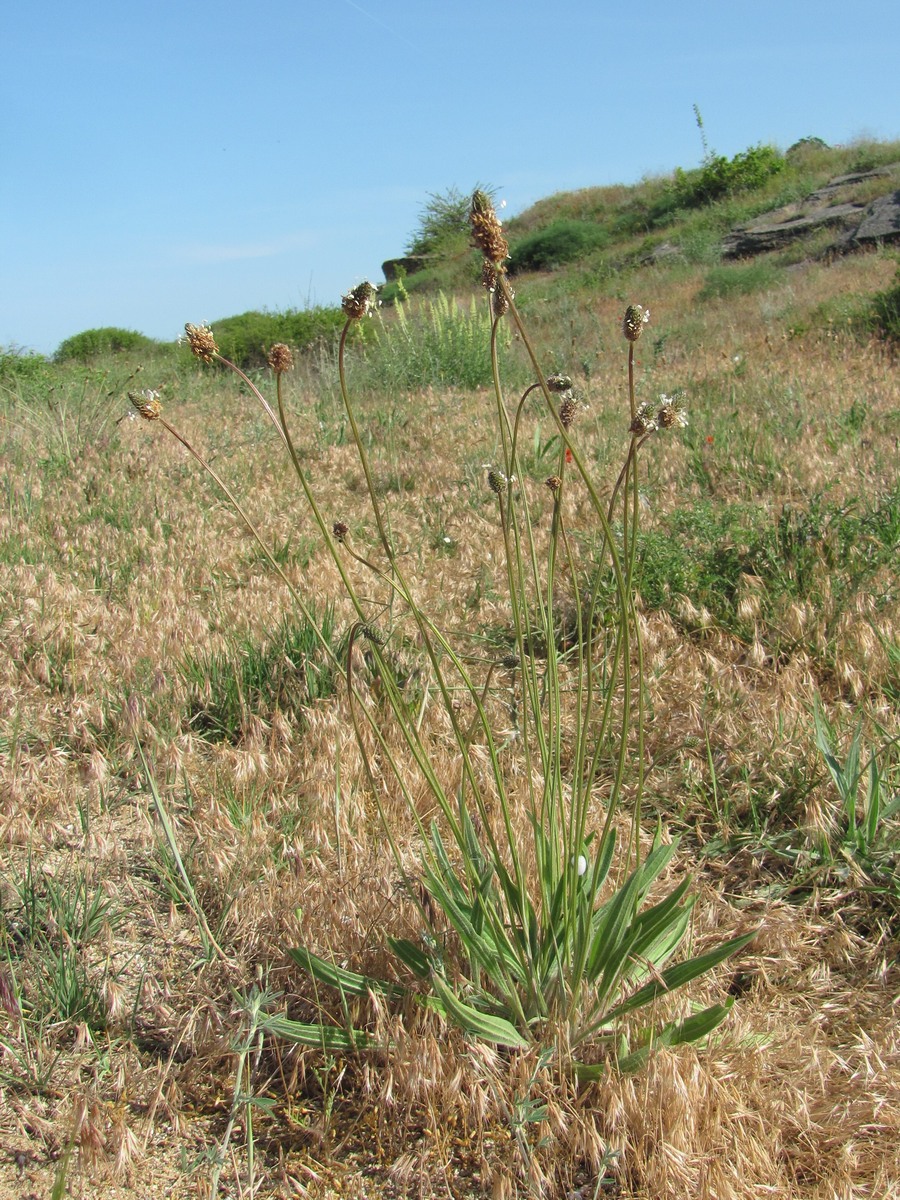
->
[55,325,160,362]
[181,606,340,743]
[509,219,609,273]
[207,306,347,369]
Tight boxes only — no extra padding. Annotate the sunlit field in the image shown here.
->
[2,157,900,1199]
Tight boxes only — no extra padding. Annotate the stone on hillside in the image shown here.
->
[382,255,430,282]
[722,205,863,258]
[722,165,900,259]
[853,190,900,244]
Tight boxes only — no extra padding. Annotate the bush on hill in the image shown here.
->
[209,307,346,369]
[670,144,785,210]
[55,327,159,362]
[509,219,609,274]
[0,346,51,382]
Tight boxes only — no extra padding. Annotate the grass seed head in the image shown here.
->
[559,394,578,429]
[128,388,162,421]
[342,281,378,320]
[657,392,689,429]
[487,468,507,495]
[630,401,658,435]
[545,474,562,493]
[547,374,573,394]
[332,521,350,543]
[267,342,294,374]
[470,190,509,266]
[623,303,650,341]
[183,322,218,362]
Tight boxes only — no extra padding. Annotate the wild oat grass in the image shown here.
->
[1,174,899,1198]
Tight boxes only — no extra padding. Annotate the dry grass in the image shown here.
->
[1,236,899,1199]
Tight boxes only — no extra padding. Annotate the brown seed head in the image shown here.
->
[657,393,688,429]
[470,191,508,265]
[481,259,498,291]
[342,281,378,320]
[267,343,294,374]
[545,474,562,494]
[183,322,218,363]
[622,304,650,342]
[332,521,350,543]
[559,395,578,430]
[128,389,162,421]
[629,402,658,436]
[547,374,573,394]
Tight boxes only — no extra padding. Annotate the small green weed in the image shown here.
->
[182,606,341,743]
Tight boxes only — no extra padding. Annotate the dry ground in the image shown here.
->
[1,248,899,1198]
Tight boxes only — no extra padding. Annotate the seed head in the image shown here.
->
[545,474,562,494]
[559,395,578,430]
[629,402,658,436]
[342,281,378,321]
[183,322,218,363]
[657,393,689,429]
[332,521,349,543]
[267,343,294,374]
[128,389,162,421]
[622,304,650,342]
[547,374,572,394]
[501,654,519,670]
[361,624,384,646]
[487,468,507,495]
[470,191,509,266]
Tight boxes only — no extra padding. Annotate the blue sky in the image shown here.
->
[3,0,899,356]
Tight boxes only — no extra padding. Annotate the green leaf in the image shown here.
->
[429,974,530,1048]
[388,937,432,979]
[261,1012,377,1051]
[602,930,756,1023]
[664,999,734,1046]
[288,945,406,1002]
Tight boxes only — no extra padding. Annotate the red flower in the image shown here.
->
[565,447,574,464]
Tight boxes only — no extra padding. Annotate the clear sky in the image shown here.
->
[3,0,899,356]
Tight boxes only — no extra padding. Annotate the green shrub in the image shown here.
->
[209,307,347,369]
[509,219,609,273]
[672,144,785,209]
[0,346,51,382]
[54,327,159,362]
[406,186,474,257]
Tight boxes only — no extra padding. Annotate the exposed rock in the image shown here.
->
[853,189,900,243]
[722,204,865,257]
[721,165,900,259]
[381,255,431,282]
[805,167,894,203]
[641,241,683,265]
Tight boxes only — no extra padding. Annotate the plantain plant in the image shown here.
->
[130,190,753,1077]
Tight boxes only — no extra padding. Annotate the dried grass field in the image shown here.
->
[1,228,900,1198]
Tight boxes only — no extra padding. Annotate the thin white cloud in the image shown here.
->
[178,233,317,265]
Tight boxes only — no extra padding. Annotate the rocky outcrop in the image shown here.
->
[381,255,431,282]
[721,166,900,259]
[854,189,900,243]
